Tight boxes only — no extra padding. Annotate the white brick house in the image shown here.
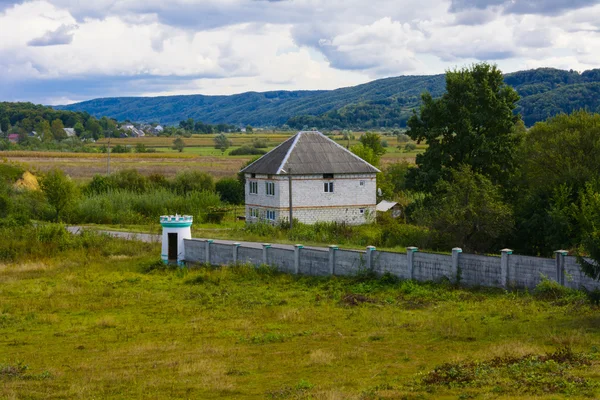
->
[241,131,379,225]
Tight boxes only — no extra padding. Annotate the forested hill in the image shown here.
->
[56,68,600,128]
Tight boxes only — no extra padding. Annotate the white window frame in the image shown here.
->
[249,181,258,195]
[266,181,275,196]
[266,210,276,221]
[324,181,334,193]
[249,208,259,219]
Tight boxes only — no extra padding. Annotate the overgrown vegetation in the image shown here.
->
[1,232,599,399]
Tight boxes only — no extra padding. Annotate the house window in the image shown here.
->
[249,208,259,218]
[324,182,334,193]
[266,210,276,221]
[251,173,256,178]
[266,181,275,196]
[359,208,365,214]
[360,180,365,186]
[249,181,258,194]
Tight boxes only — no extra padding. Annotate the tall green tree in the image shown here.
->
[512,111,600,255]
[0,117,9,134]
[214,133,231,153]
[412,165,513,253]
[359,132,386,157]
[51,119,67,140]
[172,137,185,153]
[40,169,78,222]
[407,63,521,191]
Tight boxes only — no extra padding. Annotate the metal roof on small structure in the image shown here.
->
[376,200,399,212]
[240,131,380,175]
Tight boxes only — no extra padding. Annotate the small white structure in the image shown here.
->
[376,200,402,218]
[241,131,379,225]
[160,215,193,265]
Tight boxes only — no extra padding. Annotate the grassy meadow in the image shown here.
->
[0,132,425,179]
[1,226,600,399]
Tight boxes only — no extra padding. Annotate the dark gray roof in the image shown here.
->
[240,131,380,175]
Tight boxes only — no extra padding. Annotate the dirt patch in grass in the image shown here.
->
[340,293,378,306]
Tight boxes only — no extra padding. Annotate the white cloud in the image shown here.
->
[1,0,600,103]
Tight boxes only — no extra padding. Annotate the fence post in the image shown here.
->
[452,247,462,283]
[233,242,241,264]
[205,239,213,264]
[262,243,271,265]
[500,248,513,288]
[366,246,376,271]
[329,245,339,275]
[407,247,418,280]
[554,250,568,286]
[294,244,303,274]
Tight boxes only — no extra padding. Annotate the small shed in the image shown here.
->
[376,200,402,218]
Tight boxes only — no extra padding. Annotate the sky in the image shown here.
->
[1,0,600,105]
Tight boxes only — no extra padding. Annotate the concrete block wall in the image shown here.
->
[299,249,330,276]
[373,251,410,278]
[564,256,599,291]
[460,253,502,287]
[336,249,366,276]
[413,252,453,282]
[182,240,600,291]
[510,255,556,288]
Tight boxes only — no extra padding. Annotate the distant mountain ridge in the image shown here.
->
[56,68,600,128]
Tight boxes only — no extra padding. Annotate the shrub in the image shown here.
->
[172,171,215,194]
[216,178,244,204]
[75,189,221,225]
[229,146,266,156]
[111,169,149,193]
[404,142,417,151]
[111,144,131,153]
[251,138,268,148]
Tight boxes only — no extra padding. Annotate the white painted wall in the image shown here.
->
[245,173,376,225]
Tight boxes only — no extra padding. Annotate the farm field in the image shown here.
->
[0,133,425,179]
[1,233,600,399]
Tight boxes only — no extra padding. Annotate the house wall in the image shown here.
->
[183,239,600,292]
[245,173,376,225]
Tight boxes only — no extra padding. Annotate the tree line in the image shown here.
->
[351,63,600,280]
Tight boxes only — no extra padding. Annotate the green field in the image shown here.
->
[2,230,600,399]
[0,133,425,180]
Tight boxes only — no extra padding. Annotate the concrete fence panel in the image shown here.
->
[563,256,600,291]
[210,243,234,265]
[459,253,501,287]
[335,249,365,276]
[299,248,330,276]
[237,246,263,266]
[268,247,296,274]
[183,239,206,263]
[413,252,453,282]
[510,255,556,289]
[373,251,409,278]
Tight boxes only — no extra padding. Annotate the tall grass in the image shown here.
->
[0,224,154,262]
[75,189,221,224]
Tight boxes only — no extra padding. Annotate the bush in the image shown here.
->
[111,144,131,153]
[216,178,244,205]
[251,138,268,148]
[404,143,417,151]
[74,189,221,224]
[172,171,215,194]
[111,169,149,193]
[229,146,266,156]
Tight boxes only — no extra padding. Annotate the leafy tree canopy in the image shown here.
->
[407,63,522,192]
